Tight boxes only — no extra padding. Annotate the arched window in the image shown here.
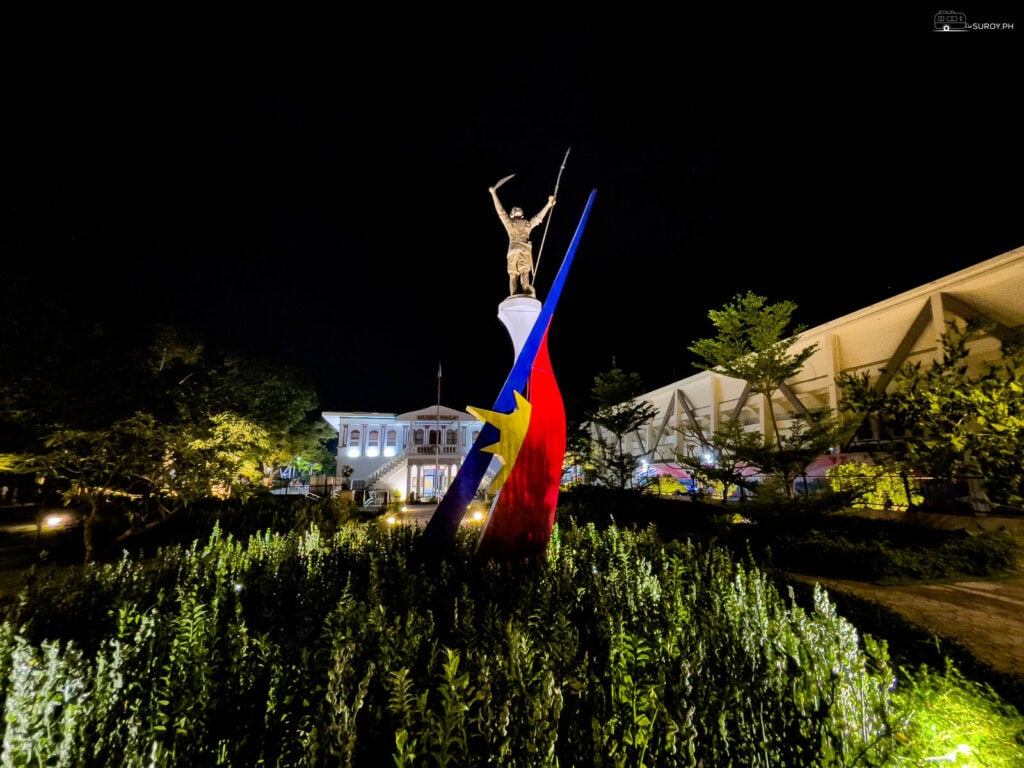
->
[446,429,457,446]
[386,430,397,448]
[414,429,424,446]
[349,430,361,447]
[429,429,440,446]
[368,430,380,447]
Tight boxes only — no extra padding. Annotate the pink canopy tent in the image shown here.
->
[650,464,693,480]
[650,462,763,479]
[802,453,874,477]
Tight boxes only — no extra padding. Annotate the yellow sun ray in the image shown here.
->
[466,390,532,494]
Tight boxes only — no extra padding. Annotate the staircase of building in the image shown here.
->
[366,450,409,487]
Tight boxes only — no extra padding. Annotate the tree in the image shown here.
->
[585,368,658,490]
[17,413,173,562]
[673,418,762,503]
[687,292,822,498]
[562,417,595,487]
[689,292,818,454]
[1,325,336,559]
[0,318,187,510]
[740,412,846,500]
[139,334,335,493]
[838,320,1024,509]
[0,308,161,458]
[825,461,923,509]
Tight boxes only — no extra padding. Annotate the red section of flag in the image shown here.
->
[477,323,565,561]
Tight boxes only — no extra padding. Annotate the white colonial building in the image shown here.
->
[320,296,546,505]
[320,405,486,503]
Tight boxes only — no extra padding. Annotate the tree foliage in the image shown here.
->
[838,320,1024,508]
[562,417,595,486]
[1,323,335,559]
[741,413,847,499]
[585,368,658,490]
[686,292,825,498]
[689,291,818,453]
[825,461,924,509]
[673,418,762,503]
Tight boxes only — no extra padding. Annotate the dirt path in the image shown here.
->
[800,576,1024,683]
[784,509,1024,703]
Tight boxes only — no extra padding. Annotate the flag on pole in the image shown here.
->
[473,321,565,561]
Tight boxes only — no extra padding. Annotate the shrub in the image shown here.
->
[0,521,1011,765]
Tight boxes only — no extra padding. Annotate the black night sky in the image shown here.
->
[4,13,1022,422]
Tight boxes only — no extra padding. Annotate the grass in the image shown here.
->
[889,662,1024,766]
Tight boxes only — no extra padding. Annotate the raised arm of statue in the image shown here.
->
[529,195,556,229]
[489,186,511,230]
[489,174,517,231]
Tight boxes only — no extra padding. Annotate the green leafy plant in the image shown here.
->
[0,518,1019,765]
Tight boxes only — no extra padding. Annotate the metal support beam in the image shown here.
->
[940,292,1019,343]
[873,300,934,394]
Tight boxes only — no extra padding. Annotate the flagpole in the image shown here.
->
[435,361,441,500]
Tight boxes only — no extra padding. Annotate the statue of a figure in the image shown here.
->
[489,178,556,297]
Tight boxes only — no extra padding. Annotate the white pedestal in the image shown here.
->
[497,296,542,363]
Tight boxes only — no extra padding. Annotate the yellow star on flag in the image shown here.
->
[466,390,532,494]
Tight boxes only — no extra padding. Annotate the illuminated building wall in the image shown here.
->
[321,406,485,501]
[629,245,1024,481]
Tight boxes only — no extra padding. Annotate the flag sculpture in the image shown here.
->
[419,189,596,560]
